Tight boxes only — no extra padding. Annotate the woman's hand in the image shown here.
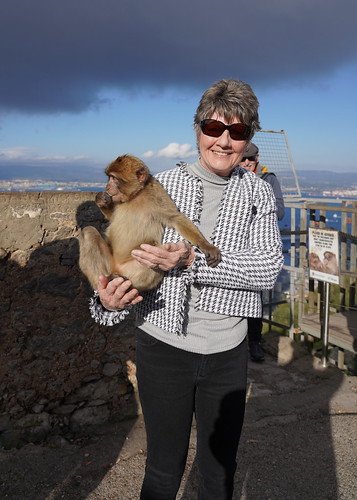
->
[97,275,143,311]
[96,242,194,310]
[131,241,195,271]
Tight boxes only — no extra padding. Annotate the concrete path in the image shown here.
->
[1,333,356,499]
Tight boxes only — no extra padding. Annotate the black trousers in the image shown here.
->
[247,290,263,344]
[136,329,248,500]
[247,317,263,344]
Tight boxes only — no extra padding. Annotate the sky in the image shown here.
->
[1,0,357,181]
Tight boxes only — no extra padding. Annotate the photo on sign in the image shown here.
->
[308,228,339,285]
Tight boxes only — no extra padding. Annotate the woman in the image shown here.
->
[90,79,283,500]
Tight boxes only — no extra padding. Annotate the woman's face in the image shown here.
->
[239,155,259,173]
[197,113,248,177]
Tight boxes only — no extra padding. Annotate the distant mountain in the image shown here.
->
[296,170,357,188]
[296,170,357,189]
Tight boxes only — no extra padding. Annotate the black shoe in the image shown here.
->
[249,342,265,362]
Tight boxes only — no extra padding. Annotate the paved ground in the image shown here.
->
[1,332,356,500]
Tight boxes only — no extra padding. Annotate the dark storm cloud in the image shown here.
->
[1,0,356,113]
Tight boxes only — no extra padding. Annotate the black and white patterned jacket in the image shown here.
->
[89,162,284,335]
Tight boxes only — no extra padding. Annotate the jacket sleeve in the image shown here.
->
[266,174,285,221]
[88,291,131,326]
[191,181,284,291]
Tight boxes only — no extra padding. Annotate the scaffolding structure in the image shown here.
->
[254,129,301,198]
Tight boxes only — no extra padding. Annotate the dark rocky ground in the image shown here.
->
[1,333,356,500]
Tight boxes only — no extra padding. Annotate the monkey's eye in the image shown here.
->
[108,175,121,185]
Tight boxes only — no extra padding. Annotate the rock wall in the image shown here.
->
[0,192,139,449]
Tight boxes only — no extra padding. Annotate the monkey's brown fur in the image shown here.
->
[79,154,221,291]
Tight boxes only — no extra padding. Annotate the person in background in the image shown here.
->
[240,142,285,362]
[89,79,283,500]
[240,143,285,220]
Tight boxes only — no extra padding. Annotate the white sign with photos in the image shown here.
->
[308,228,340,285]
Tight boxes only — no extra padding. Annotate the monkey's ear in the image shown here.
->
[136,166,150,184]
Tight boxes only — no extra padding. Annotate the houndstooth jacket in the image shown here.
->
[89,162,284,335]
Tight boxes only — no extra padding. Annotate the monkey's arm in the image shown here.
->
[168,212,221,267]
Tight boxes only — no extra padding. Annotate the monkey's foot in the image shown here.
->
[202,245,221,267]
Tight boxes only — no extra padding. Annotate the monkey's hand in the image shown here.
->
[198,242,221,267]
[95,191,113,210]
[95,192,115,220]
[97,275,143,311]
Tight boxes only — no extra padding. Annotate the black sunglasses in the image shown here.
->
[241,155,257,162]
[200,119,251,141]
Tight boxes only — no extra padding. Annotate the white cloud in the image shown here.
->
[0,146,35,160]
[143,142,197,159]
[158,143,196,158]
[142,150,155,158]
[0,146,91,163]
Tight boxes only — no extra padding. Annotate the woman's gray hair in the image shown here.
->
[194,79,261,140]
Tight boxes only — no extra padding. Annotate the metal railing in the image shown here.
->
[264,197,357,366]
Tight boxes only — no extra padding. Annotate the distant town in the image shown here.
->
[0,179,105,192]
[1,176,357,199]
[321,189,357,198]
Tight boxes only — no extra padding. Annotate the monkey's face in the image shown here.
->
[105,154,150,203]
[106,172,143,203]
[106,174,127,202]
[309,252,324,272]
[323,251,334,262]
[323,251,338,275]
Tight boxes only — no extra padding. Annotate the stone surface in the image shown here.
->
[0,340,356,499]
[0,192,139,448]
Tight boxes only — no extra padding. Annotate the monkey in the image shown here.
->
[323,251,338,276]
[78,154,221,292]
[309,252,325,272]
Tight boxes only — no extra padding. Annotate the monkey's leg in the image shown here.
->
[78,226,113,289]
[113,258,164,292]
[169,213,221,267]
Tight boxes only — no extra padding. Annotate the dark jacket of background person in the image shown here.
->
[256,163,285,220]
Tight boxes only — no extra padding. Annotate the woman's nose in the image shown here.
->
[216,129,231,146]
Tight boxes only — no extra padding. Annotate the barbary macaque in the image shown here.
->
[79,154,221,291]
[309,252,325,272]
[323,251,338,275]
